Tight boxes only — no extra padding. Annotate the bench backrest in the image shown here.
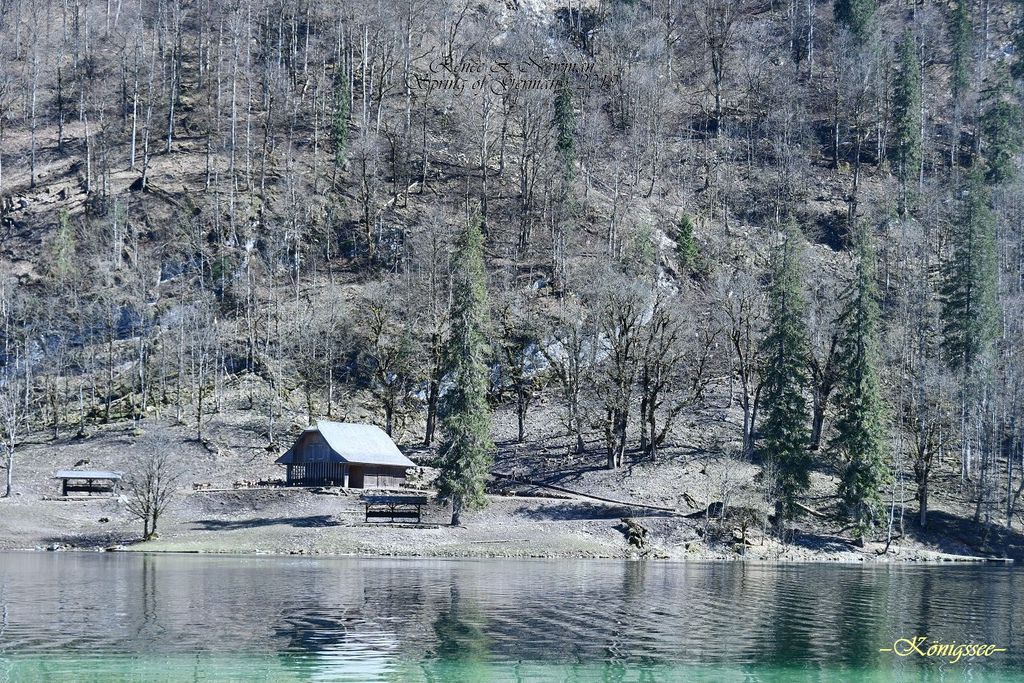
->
[361,494,429,506]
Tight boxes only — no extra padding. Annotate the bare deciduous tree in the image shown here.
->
[124,451,181,541]
[592,275,648,469]
[494,291,541,444]
[0,355,28,498]
[639,292,721,460]
[716,268,767,457]
[541,299,594,455]
[357,282,420,437]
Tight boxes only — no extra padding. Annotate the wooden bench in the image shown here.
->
[362,494,429,524]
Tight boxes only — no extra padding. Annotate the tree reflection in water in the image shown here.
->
[422,584,492,683]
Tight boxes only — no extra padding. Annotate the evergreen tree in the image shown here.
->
[941,169,998,374]
[831,230,889,544]
[1013,17,1024,82]
[554,78,577,181]
[759,222,812,522]
[892,32,922,217]
[979,75,1023,186]
[833,0,877,43]
[50,208,76,285]
[949,1,972,105]
[436,214,494,526]
[675,214,698,272]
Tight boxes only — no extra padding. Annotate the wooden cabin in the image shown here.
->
[275,421,415,488]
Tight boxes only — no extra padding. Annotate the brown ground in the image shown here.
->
[1,388,1018,563]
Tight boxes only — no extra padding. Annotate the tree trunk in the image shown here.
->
[516,387,526,443]
[918,475,928,528]
[4,447,12,497]
[749,388,761,453]
[639,392,650,454]
[424,375,439,446]
[196,386,204,442]
[648,410,658,461]
[605,407,615,469]
[613,409,628,469]
[103,327,115,423]
[809,391,827,450]
[451,498,462,526]
[742,386,761,457]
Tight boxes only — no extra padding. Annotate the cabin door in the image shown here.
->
[349,465,364,489]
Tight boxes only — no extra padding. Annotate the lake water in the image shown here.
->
[0,553,1020,682]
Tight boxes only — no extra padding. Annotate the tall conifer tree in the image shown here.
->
[892,32,922,217]
[675,214,698,272]
[437,214,494,525]
[554,79,577,181]
[979,74,1023,187]
[949,1,973,169]
[759,222,812,522]
[949,1,972,104]
[831,230,889,543]
[941,169,998,374]
[834,0,877,43]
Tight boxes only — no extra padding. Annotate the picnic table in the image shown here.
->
[361,494,429,523]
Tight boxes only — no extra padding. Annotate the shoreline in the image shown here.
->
[4,484,1016,565]
[7,520,1010,565]
[3,544,1011,564]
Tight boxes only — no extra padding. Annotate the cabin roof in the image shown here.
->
[275,421,415,468]
[54,470,123,480]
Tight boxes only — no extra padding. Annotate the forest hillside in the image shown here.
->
[1,0,1023,555]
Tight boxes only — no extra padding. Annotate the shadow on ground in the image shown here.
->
[912,510,1024,560]
[191,515,340,531]
[518,501,676,521]
[39,531,138,548]
[787,532,858,554]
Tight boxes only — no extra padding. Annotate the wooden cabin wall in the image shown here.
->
[293,432,331,463]
[286,462,345,485]
[362,466,407,488]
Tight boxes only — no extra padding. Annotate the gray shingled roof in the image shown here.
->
[276,421,415,468]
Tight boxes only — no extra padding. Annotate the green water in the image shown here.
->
[0,553,1020,681]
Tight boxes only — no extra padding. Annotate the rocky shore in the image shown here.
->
[2,419,1017,564]
[0,486,1009,564]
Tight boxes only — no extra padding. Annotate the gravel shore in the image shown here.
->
[0,486,1003,563]
[0,417,1012,564]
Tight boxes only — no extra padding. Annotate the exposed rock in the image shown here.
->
[619,517,649,549]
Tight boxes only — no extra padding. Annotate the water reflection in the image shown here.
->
[137,555,162,643]
[0,554,1021,681]
[422,584,492,683]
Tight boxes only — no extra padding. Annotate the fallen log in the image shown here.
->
[795,501,828,518]
[491,472,684,515]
